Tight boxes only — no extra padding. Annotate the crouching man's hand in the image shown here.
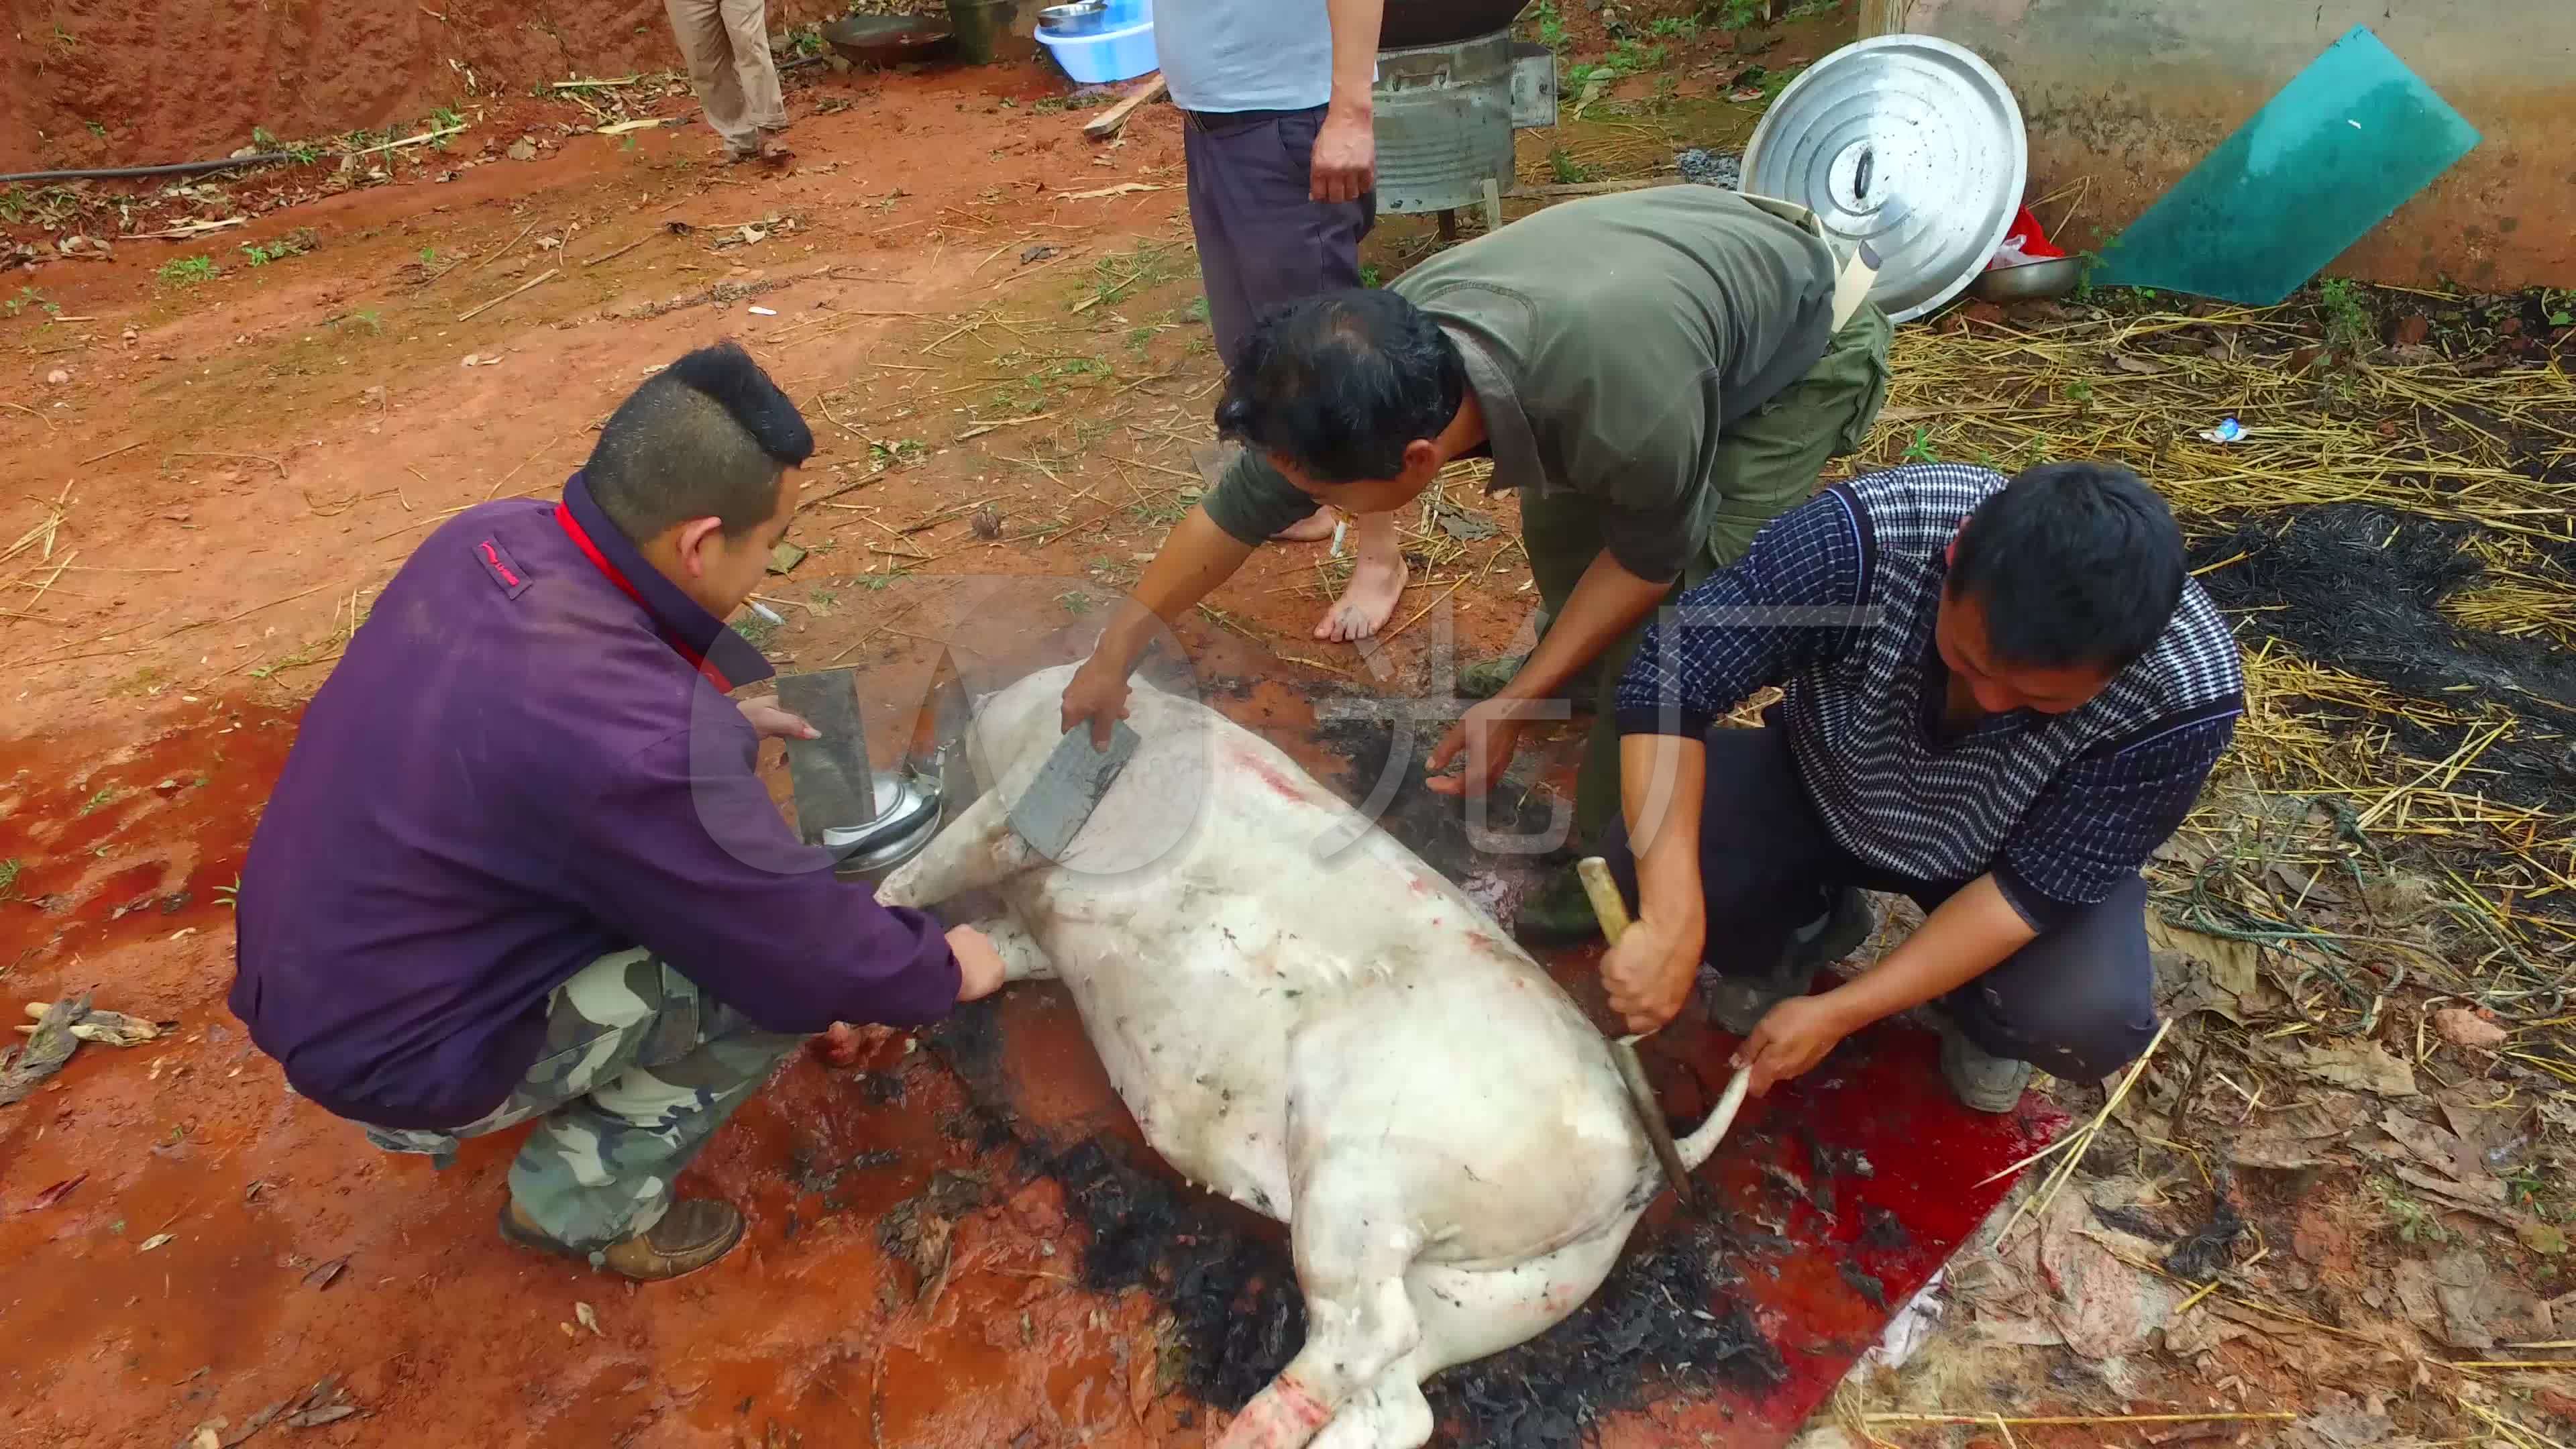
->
[947,924,1008,1004]
[737,694,820,741]
[1601,914,1702,1036]
[1735,995,1856,1095]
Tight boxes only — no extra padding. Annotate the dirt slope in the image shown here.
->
[1,0,853,174]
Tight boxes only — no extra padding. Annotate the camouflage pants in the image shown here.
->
[362,949,800,1254]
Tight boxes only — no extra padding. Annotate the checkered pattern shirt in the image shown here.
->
[1615,464,2245,926]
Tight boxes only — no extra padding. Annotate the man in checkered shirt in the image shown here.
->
[1600,462,2243,1112]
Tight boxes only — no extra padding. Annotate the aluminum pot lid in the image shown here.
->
[1742,34,2025,323]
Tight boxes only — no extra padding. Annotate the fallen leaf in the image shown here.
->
[2161,1303,2251,1356]
[282,1405,357,1429]
[559,1322,578,1340]
[576,1301,600,1335]
[971,503,1003,539]
[2226,1126,2332,1171]
[2288,1397,2396,1448]
[2144,920,2258,1023]
[2431,1246,2550,1348]
[2391,1258,2443,1338]
[767,541,807,575]
[30,1173,87,1210]
[1019,244,1061,265]
[1432,505,1499,541]
[2431,1007,2506,1051]
[2294,1038,2416,1096]
[303,1254,350,1290]
[191,1427,222,1449]
[2520,1220,2569,1257]
[140,1232,174,1252]
[2039,1191,2176,1358]
[506,139,537,162]
[2377,1109,2485,1185]
[2111,352,2164,374]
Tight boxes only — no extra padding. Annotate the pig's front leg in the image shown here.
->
[961,916,1058,982]
[875,788,1039,910]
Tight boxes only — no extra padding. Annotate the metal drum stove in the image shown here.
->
[1372,23,1556,237]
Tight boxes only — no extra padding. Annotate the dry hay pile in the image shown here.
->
[1860,296,2575,1442]
[1870,301,2574,1050]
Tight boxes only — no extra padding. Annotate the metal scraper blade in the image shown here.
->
[1007,722,1139,863]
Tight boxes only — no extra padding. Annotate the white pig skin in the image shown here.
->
[877,665,1746,1449]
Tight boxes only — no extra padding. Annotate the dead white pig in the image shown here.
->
[877,664,1747,1449]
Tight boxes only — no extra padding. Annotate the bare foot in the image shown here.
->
[1273,506,1338,543]
[1313,512,1407,641]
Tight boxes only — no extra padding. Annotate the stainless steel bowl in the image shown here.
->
[1968,255,2086,303]
[824,774,943,884]
[1038,0,1108,34]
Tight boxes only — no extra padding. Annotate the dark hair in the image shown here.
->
[1947,462,2188,672]
[585,341,814,541]
[1214,289,1466,485]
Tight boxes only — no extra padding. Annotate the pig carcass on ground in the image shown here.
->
[877,664,1746,1449]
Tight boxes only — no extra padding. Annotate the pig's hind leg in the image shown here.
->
[1309,1364,1433,1449]
[1216,1159,1426,1449]
[875,788,1040,909]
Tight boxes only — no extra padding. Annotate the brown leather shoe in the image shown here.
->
[499,1198,745,1281]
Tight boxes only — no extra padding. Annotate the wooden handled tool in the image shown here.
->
[1576,856,1701,1205]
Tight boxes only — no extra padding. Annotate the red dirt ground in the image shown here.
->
[2,19,2014,1449]
[1,0,874,174]
[0,50,1553,1449]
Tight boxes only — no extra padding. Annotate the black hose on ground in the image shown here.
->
[0,153,292,185]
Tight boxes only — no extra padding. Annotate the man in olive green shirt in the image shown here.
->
[1061,185,1892,936]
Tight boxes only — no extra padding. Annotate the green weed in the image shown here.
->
[2318,277,2373,356]
[1899,427,1939,464]
[76,786,123,818]
[868,437,928,469]
[1648,15,1699,39]
[0,858,20,902]
[158,256,218,286]
[1529,0,1565,48]
[732,612,782,649]
[1059,591,1095,616]
[2373,1177,2448,1245]
[4,286,61,319]
[1548,147,1600,184]
[1081,241,1185,313]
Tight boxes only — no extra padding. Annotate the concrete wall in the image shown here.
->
[1899,0,2575,289]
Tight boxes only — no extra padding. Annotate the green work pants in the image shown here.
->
[1520,302,1894,844]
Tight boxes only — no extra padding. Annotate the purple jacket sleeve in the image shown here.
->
[563,724,961,1033]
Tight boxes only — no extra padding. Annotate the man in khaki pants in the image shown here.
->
[666,0,790,163]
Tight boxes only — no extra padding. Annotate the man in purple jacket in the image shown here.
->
[231,343,1004,1281]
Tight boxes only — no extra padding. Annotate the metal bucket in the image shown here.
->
[945,0,1014,64]
[1373,30,1555,215]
